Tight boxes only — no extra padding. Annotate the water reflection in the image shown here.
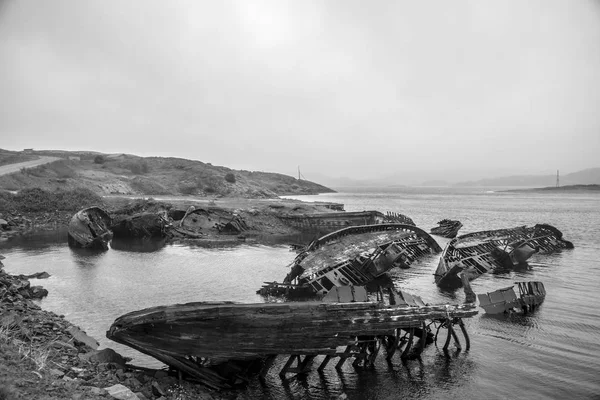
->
[428,351,477,392]
[69,247,109,268]
[111,237,167,253]
[0,228,67,251]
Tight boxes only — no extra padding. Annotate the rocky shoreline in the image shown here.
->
[0,256,233,400]
[1,196,341,245]
[0,211,73,242]
[0,196,345,399]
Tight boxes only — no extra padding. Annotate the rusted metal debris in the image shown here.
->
[67,207,113,250]
[169,206,248,239]
[111,211,170,238]
[107,286,477,390]
[435,224,573,288]
[258,223,442,299]
[430,219,463,238]
[478,281,546,315]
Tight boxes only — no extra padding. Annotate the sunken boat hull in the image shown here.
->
[430,219,462,238]
[67,207,113,250]
[107,294,477,385]
[279,210,415,233]
[110,212,170,239]
[478,281,546,314]
[260,223,442,298]
[435,224,573,288]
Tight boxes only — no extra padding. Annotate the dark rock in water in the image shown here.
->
[30,286,49,299]
[25,271,51,279]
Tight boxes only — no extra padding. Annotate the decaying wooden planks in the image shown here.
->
[107,297,477,388]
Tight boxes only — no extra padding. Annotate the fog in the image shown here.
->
[1,0,599,184]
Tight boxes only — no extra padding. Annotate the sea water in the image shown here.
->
[1,187,599,399]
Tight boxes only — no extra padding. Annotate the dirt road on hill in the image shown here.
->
[0,156,61,176]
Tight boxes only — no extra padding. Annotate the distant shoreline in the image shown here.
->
[501,184,600,193]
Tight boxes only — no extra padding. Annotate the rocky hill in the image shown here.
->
[0,149,334,198]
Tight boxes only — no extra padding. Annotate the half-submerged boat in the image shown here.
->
[435,224,573,288]
[107,286,477,389]
[258,223,442,298]
[279,210,415,233]
[67,207,113,250]
[478,281,546,314]
[430,219,462,238]
[110,211,170,239]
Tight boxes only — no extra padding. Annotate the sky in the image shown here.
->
[1,0,599,184]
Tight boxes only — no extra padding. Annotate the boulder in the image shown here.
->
[104,383,140,400]
[25,271,51,279]
[67,326,99,350]
[83,348,127,367]
[30,286,49,299]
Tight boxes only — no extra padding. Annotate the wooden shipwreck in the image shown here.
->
[278,210,415,233]
[169,206,249,240]
[107,286,477,389]
[477,281,546,315]
[430,219,463,238]
[435,224,573,288]
[111,211,170,238]
[67,207,113,250]
[258,223,442,298]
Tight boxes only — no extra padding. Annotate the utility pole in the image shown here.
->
[556,170,559,188]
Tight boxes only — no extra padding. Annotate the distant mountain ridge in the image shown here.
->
[453,168,600,187]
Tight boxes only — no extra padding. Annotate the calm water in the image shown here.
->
[1,187,599,399]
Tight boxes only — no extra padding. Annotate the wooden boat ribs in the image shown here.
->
[107,291,478,389]
[67,206,113,250]
[435,224,573,288]
[259,223,442,298]
[478,281,546,314]
[279,210,415,233]
[430,219,463,238]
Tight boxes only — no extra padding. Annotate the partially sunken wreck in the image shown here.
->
[430,219,463,238]
[279,210,415,233]
[478,281,546,315]
[259,223,442,298]
[435,224,573,288]
[107,286,477,389]
[67,206,113,250]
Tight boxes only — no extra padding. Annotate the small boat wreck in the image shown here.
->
[478,281,546,314]
[430,219,463,238]
[111,211,170,238]
[169,206,249,239]
[107,286,477,389]
[67,207,113,250]
[258,223,442,298]
[279,210,415,233]
[435,224,573,288]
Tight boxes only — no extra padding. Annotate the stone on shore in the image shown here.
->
[67,326,100,350]
[105,383,140,399]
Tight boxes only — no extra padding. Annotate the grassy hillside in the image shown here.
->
[0,150,334,198]
[0,148,38,166]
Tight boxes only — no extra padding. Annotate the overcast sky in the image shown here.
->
[1,0,599,183]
